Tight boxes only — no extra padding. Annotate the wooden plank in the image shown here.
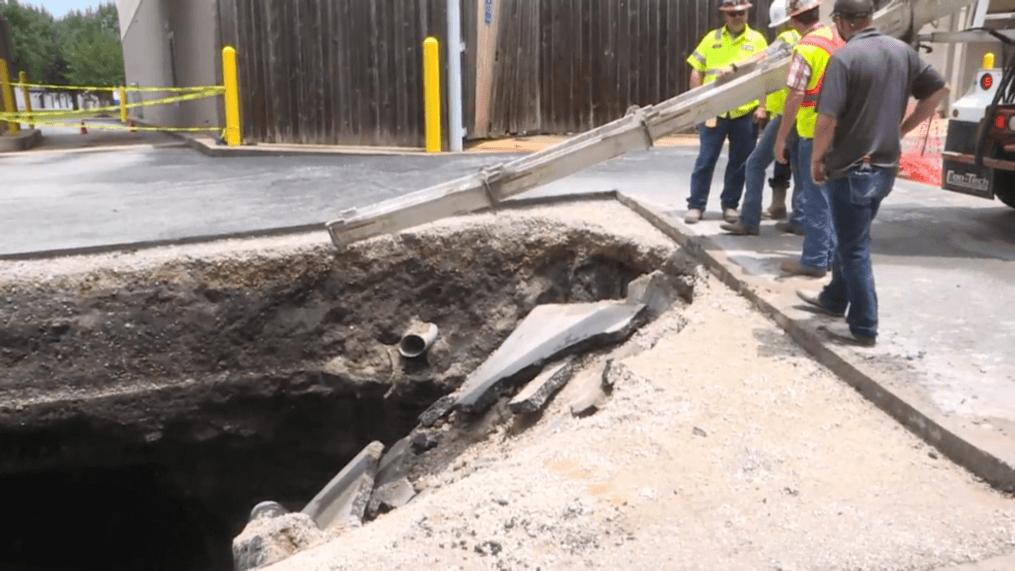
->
[377,0,394,145]
[392,0,408,142]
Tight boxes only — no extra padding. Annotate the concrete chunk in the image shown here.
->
[568,360,611,417]
[301,441,384,530]
[367,477,416,518]
[418,394,457,427]
[232,512,324,571]
[455,300,645,414]
[509,359,575,414]
[626,270,684,319]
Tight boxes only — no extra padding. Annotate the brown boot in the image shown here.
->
[764,185,789,220]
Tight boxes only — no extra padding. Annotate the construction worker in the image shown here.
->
[797,0,949,346]
[773,0,844,277]
[684,0,769,226]
[720,0,803,235]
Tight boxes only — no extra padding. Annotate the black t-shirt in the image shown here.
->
[818,27,946,178]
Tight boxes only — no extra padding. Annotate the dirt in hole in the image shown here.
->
[0,202,693,571]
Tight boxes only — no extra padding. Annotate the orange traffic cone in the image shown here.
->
[80,121,88,135]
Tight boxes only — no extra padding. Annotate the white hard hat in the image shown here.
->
[769,0,791,27]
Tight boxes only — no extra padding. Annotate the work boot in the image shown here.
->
[684,208,703,224]
[795,289,845,317]
[763,185,789,220]
[775,220,803,235]
[722,207,739,224]
[720,220,759,235]
[780,259,827,278]
[822,323,876,347]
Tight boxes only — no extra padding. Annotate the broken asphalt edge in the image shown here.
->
[0,129,43,153]
[615,192,1015,494]
[0,191,620,262]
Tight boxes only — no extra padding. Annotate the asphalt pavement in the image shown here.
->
[2,126,1013,491]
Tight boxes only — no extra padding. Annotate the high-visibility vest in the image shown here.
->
[793,25,843,138]
[687,25,769,119]
[765,28,802,116]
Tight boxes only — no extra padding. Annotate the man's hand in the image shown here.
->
[754,106,768,125]
[774,138,788,164]
[812,158,827,184]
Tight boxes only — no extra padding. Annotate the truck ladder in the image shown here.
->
[326,0,975,248]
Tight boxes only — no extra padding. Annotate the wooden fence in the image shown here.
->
[216,0,772,146]
[481,0,772,138]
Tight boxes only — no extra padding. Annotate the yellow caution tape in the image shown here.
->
[0,88,223,122]
[11,82,225,93]
[14,120,221,132]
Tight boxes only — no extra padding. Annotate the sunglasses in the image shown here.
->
[726,10,747,17]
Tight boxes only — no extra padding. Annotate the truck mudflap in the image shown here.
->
[941,151,1015,199]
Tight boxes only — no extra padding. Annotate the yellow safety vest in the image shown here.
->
[793,25,844,138]
[765,28,802,116]
[687,25,769,119]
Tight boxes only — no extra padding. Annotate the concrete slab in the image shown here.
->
[454,300,646,414]
[617,192,1015,492]
[301,441,384,530]
[367,477,416,518]
[509,358,576,414]
[0,129,42,152]
[625,269,686,319]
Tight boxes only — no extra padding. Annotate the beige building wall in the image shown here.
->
[119,0,222,131]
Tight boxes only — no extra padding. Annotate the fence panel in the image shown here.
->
[483,0,772,138]
[219,0,449,146]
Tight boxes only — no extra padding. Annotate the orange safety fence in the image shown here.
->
[899,102,947,186]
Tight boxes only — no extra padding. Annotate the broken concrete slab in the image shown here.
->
[301,440,384,530]
[626,270,684,319]
[375,436,412,488]
[367,477,416,518]
[232,512,324,571]
[410,429,439,453]
[509,358,576,414]
[568,360,612,417]
[418,394,457,427]
[455,300,646,415]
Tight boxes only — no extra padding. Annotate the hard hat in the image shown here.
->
[769,0,790,27]
[831,0,874,18]
[720,0,754,12]
[786,0,821,18]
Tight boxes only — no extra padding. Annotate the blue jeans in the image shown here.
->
[819,163,897,339]
[788,133,806,228]
[688,113,758,211]
[796,137,836,271]
[740,115,782,227]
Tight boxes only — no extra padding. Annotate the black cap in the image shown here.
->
[832,0,873,17]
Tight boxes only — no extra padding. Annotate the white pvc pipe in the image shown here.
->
[447,0,465,152]
[399,323,440,358]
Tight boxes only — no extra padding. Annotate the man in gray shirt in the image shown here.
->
[796,0,949,346]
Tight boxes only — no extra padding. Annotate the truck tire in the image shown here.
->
[995,170,1015,209]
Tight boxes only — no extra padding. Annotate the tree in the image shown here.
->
[0,0,124,100]
[61,4,124,94]
[59,2,124,98]
[0,0,64,85]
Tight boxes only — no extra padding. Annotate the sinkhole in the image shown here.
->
[0,208,693,571]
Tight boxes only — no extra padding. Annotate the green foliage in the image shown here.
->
[0,1,124,89]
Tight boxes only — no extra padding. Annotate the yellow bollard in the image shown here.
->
[120,86,128,124]
[19,72,34,129]
[423,37,442,153]
[222,46,242,146]
[0,59,19,136]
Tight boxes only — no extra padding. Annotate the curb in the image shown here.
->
[615,192,1015,494]
[0,129,43,152]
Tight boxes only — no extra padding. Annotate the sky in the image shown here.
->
[22,0,105,19]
